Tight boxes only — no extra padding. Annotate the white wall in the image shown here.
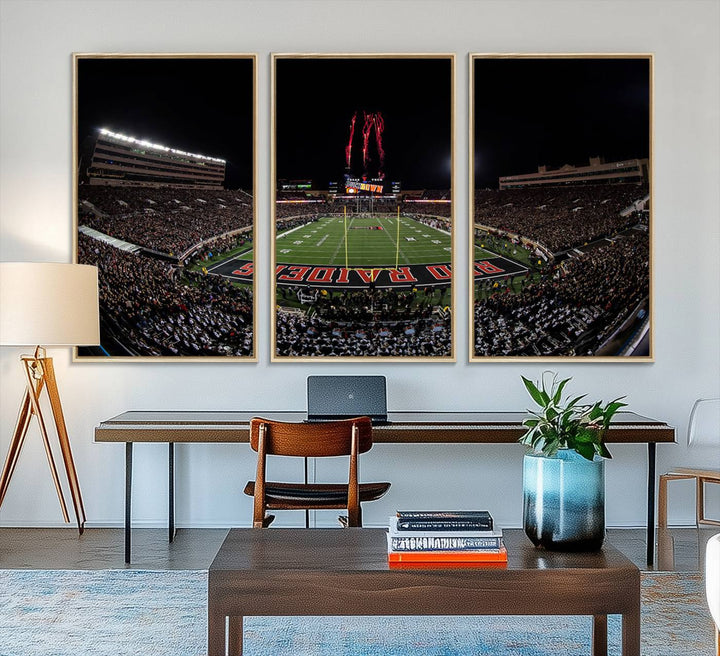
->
[1,0,718,530]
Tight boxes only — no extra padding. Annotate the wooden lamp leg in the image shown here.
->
[21,356,72,524]
[0,391,34,506]
[0,353,85,534]
[41,357,86,532]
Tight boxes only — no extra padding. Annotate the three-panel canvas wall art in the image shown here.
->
[73,53,652,362]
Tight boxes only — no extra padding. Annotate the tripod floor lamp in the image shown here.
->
[0,262,100,533]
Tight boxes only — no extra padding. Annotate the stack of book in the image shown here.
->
[387,510,507,567]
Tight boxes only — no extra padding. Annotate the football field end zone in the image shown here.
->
[207,255,527,290]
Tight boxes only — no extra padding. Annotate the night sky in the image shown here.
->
[473,57,651,189]
[275,57,452,190]
[76,57,254,189]
[76,57,647,195]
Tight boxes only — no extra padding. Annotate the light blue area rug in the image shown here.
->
[0,569,714,656]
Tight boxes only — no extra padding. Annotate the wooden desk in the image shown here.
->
[207,528,641,656]
[94,411,675,564]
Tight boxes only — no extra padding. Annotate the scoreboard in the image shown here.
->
[344,177,385,194]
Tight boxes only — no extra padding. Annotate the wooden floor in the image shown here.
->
[0,526,716,571]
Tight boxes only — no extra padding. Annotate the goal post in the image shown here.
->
[395,205,400,269]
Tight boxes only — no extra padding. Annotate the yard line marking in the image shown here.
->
[329,216,354,265]
[377,214,411,266]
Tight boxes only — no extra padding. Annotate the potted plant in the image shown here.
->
[519,372,626,551]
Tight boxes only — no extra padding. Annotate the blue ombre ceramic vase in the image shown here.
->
[523,448,606,551]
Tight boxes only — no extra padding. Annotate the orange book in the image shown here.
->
[389,560,507,569]
[388,545,507,564]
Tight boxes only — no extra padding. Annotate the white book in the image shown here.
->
[387,516,503,539]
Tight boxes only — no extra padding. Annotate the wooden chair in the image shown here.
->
[658,468,720,527]
[658,398,720,529]
[243,416,390,528]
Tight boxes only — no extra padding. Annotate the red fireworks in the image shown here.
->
[347,111,385,179]
[345,112,357,169]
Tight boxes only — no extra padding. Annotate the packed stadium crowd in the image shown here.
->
[419,190,451,200]
[310,287,438,323]
[403,202,452,218]
[474,183,648,252]
[274,198,452,225]
[276,215,322,234]
[275,202,329,221]
[79,186,253,255]
[275,286,450,357]
[78,233,253,357]
[473,232,649,356]
[276,311,451,358]
[190,232,251,265]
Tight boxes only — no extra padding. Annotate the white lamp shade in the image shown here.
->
[0,262,100,346]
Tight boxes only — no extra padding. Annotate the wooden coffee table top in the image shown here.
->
[210,527,635,574]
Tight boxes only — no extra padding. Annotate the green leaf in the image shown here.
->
[602,399,627,426]
[522,376,546,407]
[576,442,595,461]
[566,394,587,409]
[545,437,561,457]
[588,403,603,421]
[552,377,571,404]
[574,429,595,443]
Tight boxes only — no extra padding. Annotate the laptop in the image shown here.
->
[306,375,389,425]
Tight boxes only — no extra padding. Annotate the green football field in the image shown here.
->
[276,215,451,267]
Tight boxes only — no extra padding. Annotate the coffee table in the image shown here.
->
[208,528,640,656]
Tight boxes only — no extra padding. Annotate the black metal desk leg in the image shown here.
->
[125,442,133,564]
[647,442,656,566]
[169,443,175,542]
[304,456,310,529]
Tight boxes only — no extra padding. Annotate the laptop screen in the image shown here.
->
[307,375,387,422]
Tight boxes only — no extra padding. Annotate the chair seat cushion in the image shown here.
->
[244,481,390,508]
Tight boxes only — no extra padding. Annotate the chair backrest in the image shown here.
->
[687,398,720,447]
[249,417,373,457]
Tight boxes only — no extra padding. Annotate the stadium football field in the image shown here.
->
[203,215,530,289]
[277,214,451,267]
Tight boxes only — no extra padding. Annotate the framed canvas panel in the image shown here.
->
[469,54,653,361]
[272,54,455,362]
[73,54,257,361]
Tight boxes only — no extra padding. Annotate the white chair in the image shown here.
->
[707,533,720,656]
[659,398,720,527]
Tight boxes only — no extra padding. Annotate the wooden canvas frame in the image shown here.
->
[72,53,257,361]
[271,53,455,362]
[469,54,653,362]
